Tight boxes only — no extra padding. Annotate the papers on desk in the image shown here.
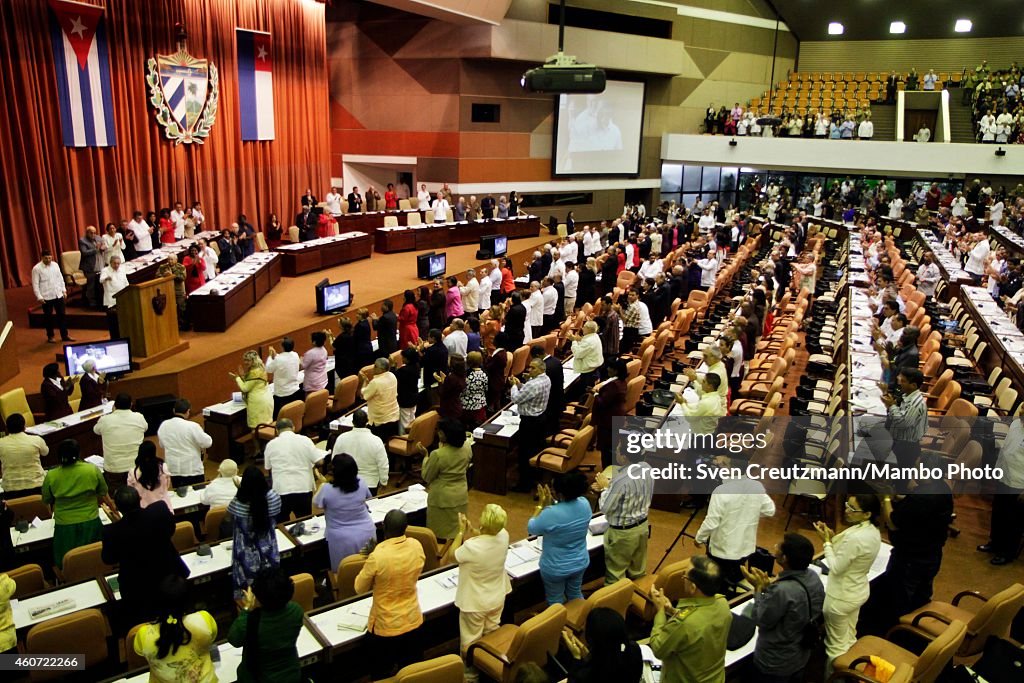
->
[333,602,370,633]
[331,413,355,430]
[366,485,428,521]
[505,540,543,575]
[13,579,107,629]
[203,400,247,417]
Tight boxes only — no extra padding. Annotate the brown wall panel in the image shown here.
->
[459,158,551,182]
[798,37,1024,74]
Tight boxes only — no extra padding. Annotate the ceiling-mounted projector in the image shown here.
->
[521,52,606,94]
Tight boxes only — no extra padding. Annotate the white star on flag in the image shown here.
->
[256,45,267,60]
[69,15,87,38]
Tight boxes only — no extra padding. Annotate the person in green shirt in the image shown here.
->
[419,418,473,540]
[228,567,304,683]
[41,438,110,569]
[648,556,733,683]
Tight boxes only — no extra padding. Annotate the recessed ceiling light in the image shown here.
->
[890,21,906,34]
[954,19,972,33]
[828,22,844,35]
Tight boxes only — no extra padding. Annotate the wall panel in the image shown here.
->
[799,38,1024,74]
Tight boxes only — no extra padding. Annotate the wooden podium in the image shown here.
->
[115,276,189,369]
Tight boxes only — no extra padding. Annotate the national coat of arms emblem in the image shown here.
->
[146,23,218,144]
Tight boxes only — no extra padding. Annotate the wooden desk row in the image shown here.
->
[187,252,282,332]
[373,216,541,254]
[274,232,373,277]
[472,357,582,495]
[958,285,1024,395]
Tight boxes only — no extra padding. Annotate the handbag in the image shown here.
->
[726,613,756,650]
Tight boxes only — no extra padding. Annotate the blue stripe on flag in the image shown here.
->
[78,54,96,147]
[50,12,76,146]
[167,80,185,113]
[237,30,259,141]
[95,22,117,145]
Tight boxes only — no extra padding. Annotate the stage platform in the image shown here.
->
[3,232,551,412]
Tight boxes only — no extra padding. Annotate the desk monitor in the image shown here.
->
[480,234,508,258]
[417,251,435,279]
[316,279,351,315]
[64,338,132,377]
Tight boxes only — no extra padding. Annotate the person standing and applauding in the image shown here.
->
[355,510,426,679]
[528,472,592,605]
[648,556,732,683]
[229,568,304,683]
[448,505,511,655]
[594,443,654,585]
[815,494,882,672]
[509,358,551,492]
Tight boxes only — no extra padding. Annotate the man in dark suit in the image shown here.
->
[102,486,189,626]
[480,195,496,219]
[504,292,527,349]
[296,206,317,241]
[652,274,673,327]
[600,247,619,297]
[236,215,256,258]
[638,232,652,260]
[372,299,399,357]
[79,226,102,308]
[347,187,363,213]
[527,252,544,285]
[216,229,240,272]
[669,264,689,303]
[419,328,449,408]
[553,274,566,324]
[885,71,899,104]
[484,332,510,412]
[540,248,553,278]
[300,188,318,208]
[531,345,563,436]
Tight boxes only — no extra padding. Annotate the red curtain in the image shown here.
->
[0,0,329,287]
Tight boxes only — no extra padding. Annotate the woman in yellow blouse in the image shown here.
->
[134,575,217,683]
[231,350,273,430]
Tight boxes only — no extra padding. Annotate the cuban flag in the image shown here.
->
[48,0,116,147]
[237,29,275,141]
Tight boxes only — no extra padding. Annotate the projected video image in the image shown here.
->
[555,80,645,175]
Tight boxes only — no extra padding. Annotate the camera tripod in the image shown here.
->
[653,498,707,573]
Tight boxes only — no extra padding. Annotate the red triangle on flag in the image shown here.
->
[49,0,104,70]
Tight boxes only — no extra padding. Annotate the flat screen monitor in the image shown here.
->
[64,338,132,376]
[316,279,351,315]
[480,234,508,258]
[417,251,435,279]
[553,79,646,176]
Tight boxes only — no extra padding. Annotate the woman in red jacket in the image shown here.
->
[398,289,420,349]
[182,245,206,294]
[158,208,176,244]
[384,183,399,211]
[500,258,516,297]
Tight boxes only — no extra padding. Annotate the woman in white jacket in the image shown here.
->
[815,493,882,671]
